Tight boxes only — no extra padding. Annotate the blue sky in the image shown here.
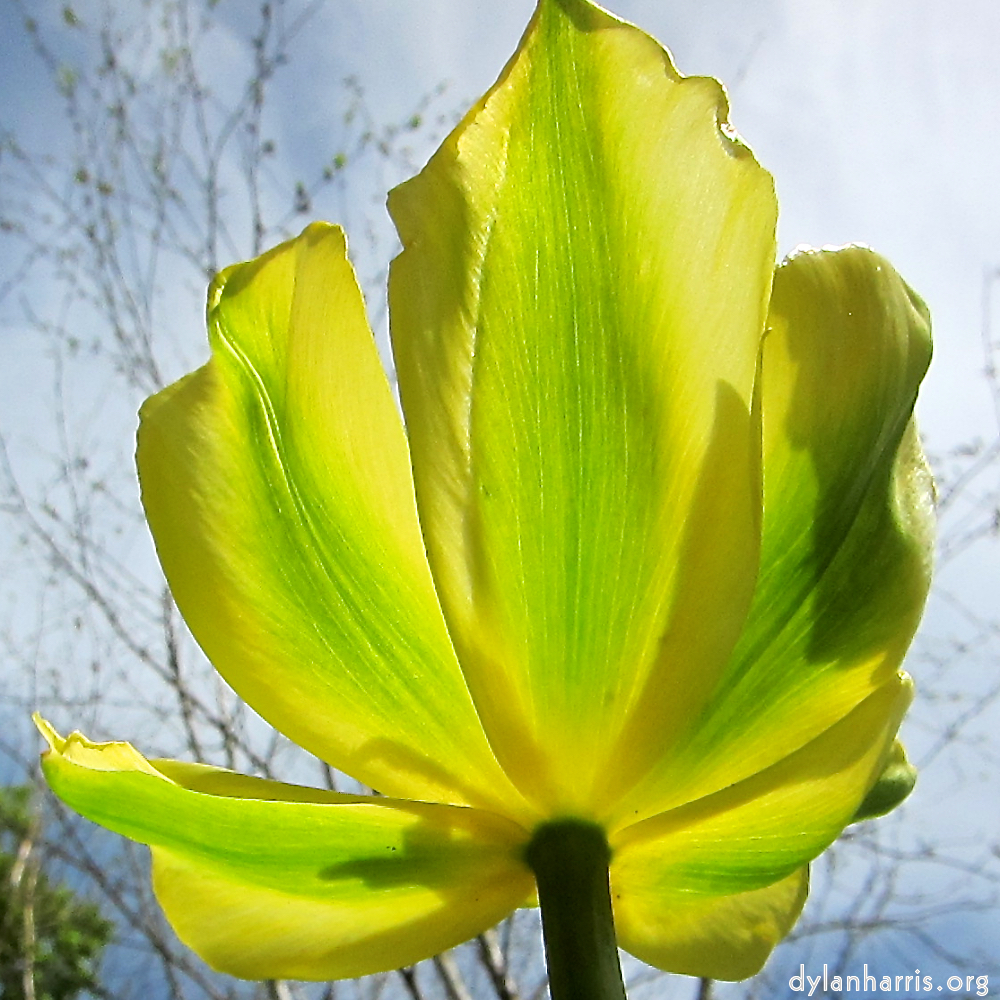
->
[329,0,1000,449]
[6,0,999,452]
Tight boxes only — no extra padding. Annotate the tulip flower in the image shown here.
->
[36,0,933,994]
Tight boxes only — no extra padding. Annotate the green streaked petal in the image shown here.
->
[388,0,776,815]
[607,245,933,827]
[37,721,534,981]
[613,867,807,981]
[609,676,909,970]
[137,223,528,817]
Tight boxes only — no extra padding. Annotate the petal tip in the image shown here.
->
[35,720,163,779]
[33,712,64,755]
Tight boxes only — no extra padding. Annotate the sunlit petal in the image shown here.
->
[610,677,909,975]
[613,868,808,981]
[138,224,527,817]
[37,720,534,980]
[606,245,932,826]
[389,0,776,815]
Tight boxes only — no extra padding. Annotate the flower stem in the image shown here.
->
[525,820,628,1000]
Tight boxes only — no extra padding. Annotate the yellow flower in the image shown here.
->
[36,0,932,987]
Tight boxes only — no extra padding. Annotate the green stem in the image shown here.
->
[525,820,628,1000]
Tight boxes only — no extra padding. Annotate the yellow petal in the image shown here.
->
[389,0,776,816]
[138,223,528,818]
[606,245,932,826]
[609,676,909,977]
[37,719,534,980]
[613,868,808,981]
